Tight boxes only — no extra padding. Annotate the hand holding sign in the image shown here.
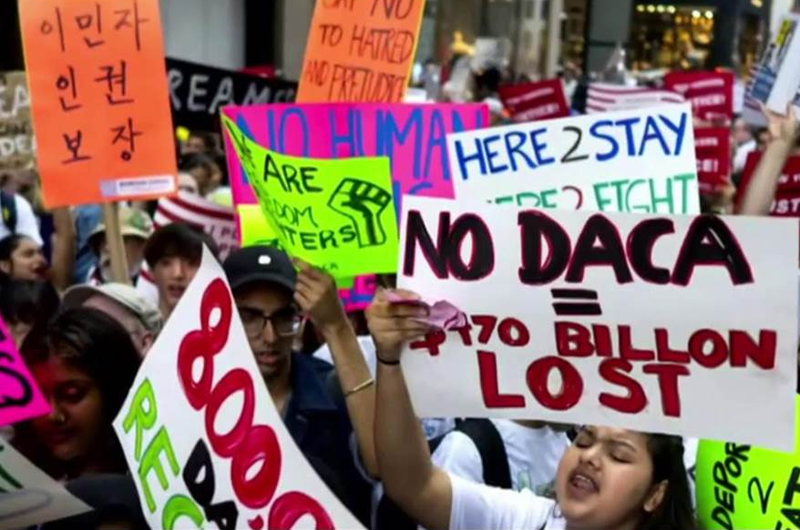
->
[366,290,432,363]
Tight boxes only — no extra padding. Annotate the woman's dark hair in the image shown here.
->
[0,234,34,283]
[15,308,141,478]
[638,434,697,530]
[0,279,60,326]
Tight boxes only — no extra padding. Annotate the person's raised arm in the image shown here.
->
[738,104,800,215]
[367,290,453,530]
[293,259,379,478]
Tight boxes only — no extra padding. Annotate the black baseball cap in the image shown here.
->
[223,246,296,294]
[144,223,220,268]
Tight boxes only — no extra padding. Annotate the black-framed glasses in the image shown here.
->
[238,305,300,338]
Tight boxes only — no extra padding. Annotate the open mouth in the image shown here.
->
[568,467,600,495]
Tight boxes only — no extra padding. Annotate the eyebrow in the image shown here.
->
[609,438,638,452]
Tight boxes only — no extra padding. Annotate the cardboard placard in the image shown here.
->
[19,0,177,207]
[587,83,685,114]
[748,15,800,117]
[739,152,800,217]
[398,196,798,451]
[0,316,50,428]
[223,117,398,279]
[113,247,363,529]
[694,127,732,194]
[297,0,425,103]
[695,396,800,530]
[498,79,571,123]
[166,57,297,132]
[0,439,90,529]
[222,103,488,211]
[154,191,239,262]
[664,71,735,122]
[448,104,700,215]
[0,72,35,171]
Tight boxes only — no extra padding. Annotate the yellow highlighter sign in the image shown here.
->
[223,116,399,279]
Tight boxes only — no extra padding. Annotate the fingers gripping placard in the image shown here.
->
[113,248,362,529]
[223,116,399,280]
[398,196,798,451]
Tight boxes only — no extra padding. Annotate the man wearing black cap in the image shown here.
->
[223,246,375,525]
[144,223,219,319]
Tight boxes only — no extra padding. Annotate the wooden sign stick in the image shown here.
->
[101,203,131,285]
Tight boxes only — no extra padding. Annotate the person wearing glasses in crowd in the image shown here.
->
[222,246,376,526]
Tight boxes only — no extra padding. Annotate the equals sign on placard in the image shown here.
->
[551,289,602,316]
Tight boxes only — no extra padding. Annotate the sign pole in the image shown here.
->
[101,203,131,285]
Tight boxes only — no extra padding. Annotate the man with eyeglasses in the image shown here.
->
[222,246,374,525]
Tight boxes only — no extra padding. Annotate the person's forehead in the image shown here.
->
[234,283,292,308]
[586,425,646,447]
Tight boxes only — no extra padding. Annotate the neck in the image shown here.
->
[160,300,173,320]
[265,356,292,412]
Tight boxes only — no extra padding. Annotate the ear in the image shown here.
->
[643,480,668,514]
[0,260,11,274]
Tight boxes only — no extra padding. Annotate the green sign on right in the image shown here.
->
[696,396,800,530]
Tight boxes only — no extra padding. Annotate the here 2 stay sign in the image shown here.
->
[113,248,361,530]
[448,104,700,215]
[398,196,798,451]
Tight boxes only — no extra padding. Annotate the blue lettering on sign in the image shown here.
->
[330,108,364,157]
[484,134,508,174]
[615,117,641,156]
[639,116,671,156]
[590,120,619,162]
[279,108,310,155]
[377,108,423,179]
[454,137,487,180]
[530,128,555,166]
[658,112,688,156]
[504,131,536,171]
[424,109,447,181]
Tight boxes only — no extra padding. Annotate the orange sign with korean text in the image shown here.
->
[297,0,425,103]
[20,0,177,208]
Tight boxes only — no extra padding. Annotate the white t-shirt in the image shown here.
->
[0,194,42,246]
[449,473,566,530]
[433,421,568,494]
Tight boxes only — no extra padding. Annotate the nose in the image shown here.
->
[261,318,278,344]
[46,401,67,424]
[578,443,602,469]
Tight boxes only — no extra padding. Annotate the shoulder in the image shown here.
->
[432,430,483,481]
[449,473,557,530]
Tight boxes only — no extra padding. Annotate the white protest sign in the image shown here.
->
[748,14,800,117]
[0,439,90,529]
[448,104,700,215]
[113,247,362,530]
[398,196,798,451]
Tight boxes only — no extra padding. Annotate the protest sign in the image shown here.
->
[739,152,800,217]
[341,275,379,312]
[0,439,90,529]
[19,0,177,208]
[224,117,398,279]
[448,103,700,214]
[695,396,800,530]
[154,192,239,262]
[694,127,732,194]
[748,15,800,117]
[297,0,425,103]
[166,58,296,132]
[587,83,685,113]
[398,196,798,450]
[0,316,50,428]
[665,71,735,122]
[0,72,35,171]
[498,79,571,123]
[114,248,362,530]
[223,103,487,207]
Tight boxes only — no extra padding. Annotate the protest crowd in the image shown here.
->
[1,0,800,529]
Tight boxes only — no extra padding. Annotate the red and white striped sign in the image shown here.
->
[587,83,685,114]
[154,192,239,261]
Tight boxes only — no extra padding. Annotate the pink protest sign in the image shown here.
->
[0,316,50,427]
[222,103,489,211]
[340,276,378,313]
